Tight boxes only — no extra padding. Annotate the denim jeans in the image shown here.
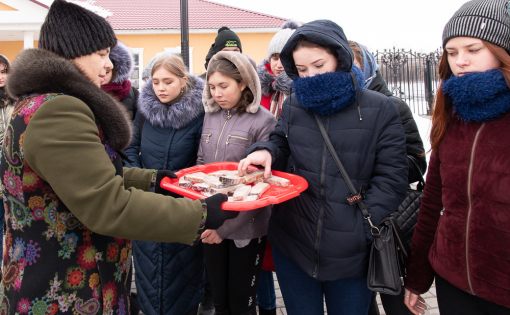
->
[273,246,372,315]
[256,270,276,310]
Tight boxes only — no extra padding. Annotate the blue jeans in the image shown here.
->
[273,246,372,315]
[256,270,276,310]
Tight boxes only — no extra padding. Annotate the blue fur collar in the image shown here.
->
[443,69,510,122]
[293,67,364,116]
[138,75,205,129]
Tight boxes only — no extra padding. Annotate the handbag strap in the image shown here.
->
[314,114,381,236]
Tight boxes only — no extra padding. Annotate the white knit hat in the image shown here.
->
[267,21,301,59]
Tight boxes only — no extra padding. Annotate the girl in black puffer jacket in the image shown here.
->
[239,20,408,315]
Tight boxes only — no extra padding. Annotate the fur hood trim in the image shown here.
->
[203,51,261,114]
[7,49,132,150]
[258,60,293,97]
[138,75,205,129]
[109,41,133,84]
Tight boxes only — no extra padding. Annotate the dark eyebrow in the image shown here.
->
[295,58,325,67]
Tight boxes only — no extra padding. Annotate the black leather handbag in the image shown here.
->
[314,115,407,295]
[393,156,424,248]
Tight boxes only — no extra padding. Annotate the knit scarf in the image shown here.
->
[293,67,364,116]
[101,80,132,101]
[443,69,510,122]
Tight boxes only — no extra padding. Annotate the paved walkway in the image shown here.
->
[131,268,439,314]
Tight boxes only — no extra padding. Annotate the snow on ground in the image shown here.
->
[414,112,432,153]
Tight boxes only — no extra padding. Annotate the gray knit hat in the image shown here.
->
[442,0,510,51]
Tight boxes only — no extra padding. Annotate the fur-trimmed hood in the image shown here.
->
[7,49,132,150]
[257,60,293,97]
[203,51,261,114]
[138,75,205,129]
[109,41,133,83]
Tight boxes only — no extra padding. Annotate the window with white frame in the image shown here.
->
[164,46,194,74]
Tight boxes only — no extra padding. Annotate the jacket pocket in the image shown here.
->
[201,132,212,144]
[226,134,249,147]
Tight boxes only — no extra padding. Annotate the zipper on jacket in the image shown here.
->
[465,123,485,295]
[214,110,232,161]
[312,119,328,278]
[226,134,248,145]
[202,132,212,144]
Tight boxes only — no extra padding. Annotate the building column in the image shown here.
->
[23,31,34,49]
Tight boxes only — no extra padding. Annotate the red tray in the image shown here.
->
[160,162,308,211]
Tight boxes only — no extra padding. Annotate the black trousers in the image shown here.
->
[368,291,412,315]
[436,276,510,315]
[204,237,266,315]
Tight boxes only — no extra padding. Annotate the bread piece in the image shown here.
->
[208,184,242,195]
[203,175,224,188]
[232,184,252,201]
[219,174,244,186]
[178,177,192,188]
[184,172,208,183]
[191,182,210,192]
[250,182,270,197]
[265,175,290,187]
[243,170,265,184]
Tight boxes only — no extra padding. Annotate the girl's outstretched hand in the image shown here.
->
[238,150,272,178]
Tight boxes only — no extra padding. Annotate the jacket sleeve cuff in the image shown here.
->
[193,199,208,244]
[404,248,436,293]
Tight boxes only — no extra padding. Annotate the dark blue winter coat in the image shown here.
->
[125,75,205,315]
[249,20,408,281]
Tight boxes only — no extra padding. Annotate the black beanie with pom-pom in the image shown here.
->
[204,26,242,70]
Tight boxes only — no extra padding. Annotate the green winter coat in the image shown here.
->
[0,48,204,315]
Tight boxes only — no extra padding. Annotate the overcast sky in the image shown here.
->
[212,0,469,52]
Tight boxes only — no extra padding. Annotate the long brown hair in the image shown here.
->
[430,41,510,150]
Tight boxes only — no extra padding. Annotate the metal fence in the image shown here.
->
[373,48,442,116]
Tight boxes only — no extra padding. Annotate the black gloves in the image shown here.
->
[154,170,177,195]
[204,193,238,229]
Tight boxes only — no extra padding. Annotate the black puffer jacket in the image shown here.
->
[369,71,427,183]
[249,20,408,281]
